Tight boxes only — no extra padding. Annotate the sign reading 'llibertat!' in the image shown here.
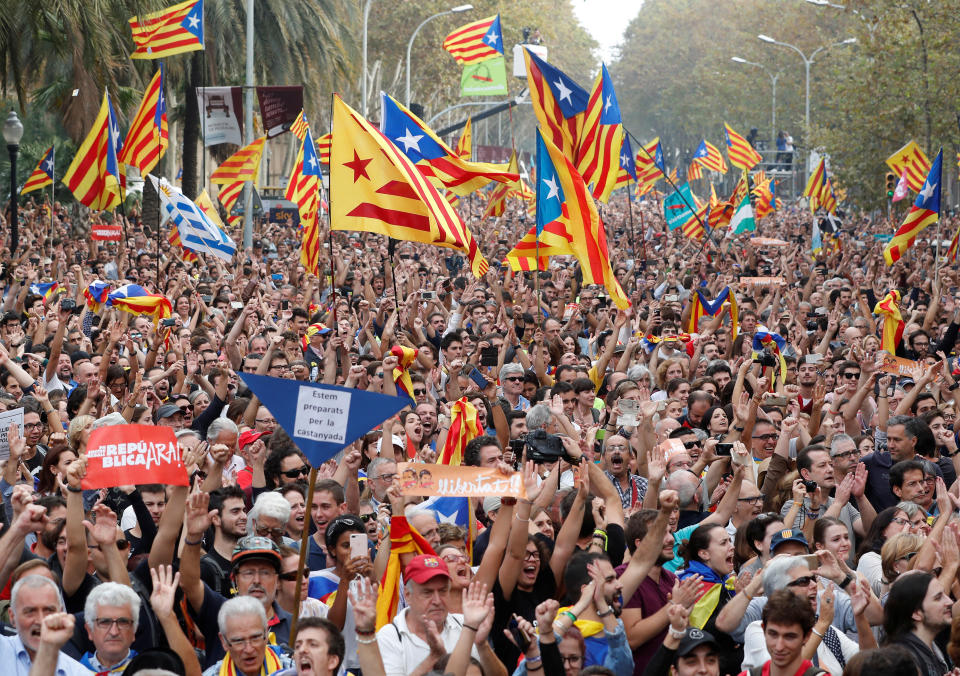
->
[82,425,188,489]
[397,462,527,498]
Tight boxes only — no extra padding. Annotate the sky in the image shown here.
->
[572,0,645,63]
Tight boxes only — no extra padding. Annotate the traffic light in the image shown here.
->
[885,172,896,198]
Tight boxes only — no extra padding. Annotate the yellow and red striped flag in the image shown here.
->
[289,110,308,141]
[317,132,331,166]
[376,517,435,630]
[886,140,930,194]
[455,118,472,160]
[614,135,637,192]
[524,48,588,162]
[390,345,418,402]
[119,67,168,175]
[217,181,244,227]
[286,124,322,274]
[884,149,942,265]
[62,90,123,212]
[681,204,708,241]
[129,0,204,60]
[636,137,665,188]
[210,136,265,185]
[442,14,503,65]
[576,64,624,203]
[439,397,484,466]
[724,123,763,171]
[874,290,904,352]
[20,147,54,196]
[687,161,703,182]
[802,157,827,209]
[692,140,728,174]
[948,222,960,263]
[329,95,488,277]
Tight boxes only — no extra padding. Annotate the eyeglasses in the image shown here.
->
[786,575,816,588]
[831,450,858,460]
[841,372,861,379]
[890,517,911,527]
[359,513,376,523]
[523,550,540,561]
[561,656,583,666]
[281,466,310,479]
[254,524,286,539]
[224,633,268,649]
[442,553,469,564]
[503,376,523,382]
[236,567,278,580]
[413,389,427,396]
[738,496,763,504]
[279,571,300,582]
[23,422,43,430]
[752,433,779,441]
[375,372,384,378]
[256,417,277,425]
[373,472,396,483]
[93,617,134,630]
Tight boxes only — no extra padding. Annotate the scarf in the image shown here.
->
[79,649,136,675]
[678,560,735,630]
[687,286,738,340]
[874,290,904,353]
[218,644,284,676]
[557,605,604,639]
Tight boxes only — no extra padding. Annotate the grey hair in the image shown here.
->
[405,506,438,524]
[627,364,651,383]
[895,501,921,518]
[762,555,812,597]
[176,428,201,441]
[829,433,855,454]
[367,457,396,478]
[84,582,141,632]
[11,575,64,615]
[500,362,524,379]
[665,471,698,508]
[208,417,239,442]
[526,404,553,431]
[93,412,128,429]
[248,492,292,534]
[217,595,267,635]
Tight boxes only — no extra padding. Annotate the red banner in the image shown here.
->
[91,222,122,241]
[81,425,188,489]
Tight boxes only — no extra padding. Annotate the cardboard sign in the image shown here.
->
[397,462,527,499]
[0,408,24,461]
[750,237,789,247]
[739,276,786,286]
[81,425,188,489]
[879,353,921,377]
[91,222,122,242]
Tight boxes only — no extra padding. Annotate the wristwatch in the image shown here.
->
[838,573,855,590]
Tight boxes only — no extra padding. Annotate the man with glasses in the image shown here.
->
[499,363,529,411]
[254,407,278,432]
[206,596,292,676]
[181,489,294,670]
[750,420,779,461]
[79,582,140,674]
[829,434,860,483]
[728,481,764,538]
[366,458,397,507]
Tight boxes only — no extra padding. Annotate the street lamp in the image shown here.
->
[362,0,375,117]
[3,110,23,253]
[730,57,780,151]
[406,4,473,107]
[757,34,856,187]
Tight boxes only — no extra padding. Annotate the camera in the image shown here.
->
[524,429,577,464]
[754,349,778,368]
[802,479,818,494]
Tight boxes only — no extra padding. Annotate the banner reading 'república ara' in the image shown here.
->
[82,425,188,489]
[239,374,411,466]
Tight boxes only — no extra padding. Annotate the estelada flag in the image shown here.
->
[82,425,188,489]
[442,14,503,65]
[886,140,930,194]
[576,63,623,203]
[329,94,488,277]
[524,48,588,162]
[692,140,728,174]
[21,146,54,196]
[62,90,124,212]
[723,123,762,171]
[119,66,168,175]
[129,0,204,59]
[210,137,265,185]
[884,148,942,265]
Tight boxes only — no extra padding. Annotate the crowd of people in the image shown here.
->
[0,184,957,676]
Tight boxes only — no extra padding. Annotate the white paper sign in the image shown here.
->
[0,408,25,461]
[294,386,350,444]
[195,87,243,146]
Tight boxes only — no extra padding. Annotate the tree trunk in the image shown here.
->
[182,51,202,199]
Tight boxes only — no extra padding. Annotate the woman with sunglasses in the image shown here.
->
[276,545,328,619]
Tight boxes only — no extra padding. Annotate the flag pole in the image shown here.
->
[624,188,640,284]
[289,466,318,644]
[158,62,164,285]
[49,149,55,243]
[936,150,944,287]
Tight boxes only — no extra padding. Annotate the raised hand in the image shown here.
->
[348,576,378,634]
[461,581,493,632]
[38,613,76,651]
[82,503,121,546]
[149,565,181,618]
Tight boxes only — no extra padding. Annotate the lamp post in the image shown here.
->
[406,4,473,107]
[757,34,856,187]
[361,0,374,117]
[3,110,23,253]
[731,57,779,151]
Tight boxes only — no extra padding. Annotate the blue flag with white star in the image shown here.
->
[535,128,564,237]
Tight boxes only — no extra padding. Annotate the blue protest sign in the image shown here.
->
[239,374,410,466]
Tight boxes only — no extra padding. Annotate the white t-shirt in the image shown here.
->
[376,608,479,676]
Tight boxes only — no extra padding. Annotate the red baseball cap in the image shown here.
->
[404,555,451,584]
[239,429,271,451]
